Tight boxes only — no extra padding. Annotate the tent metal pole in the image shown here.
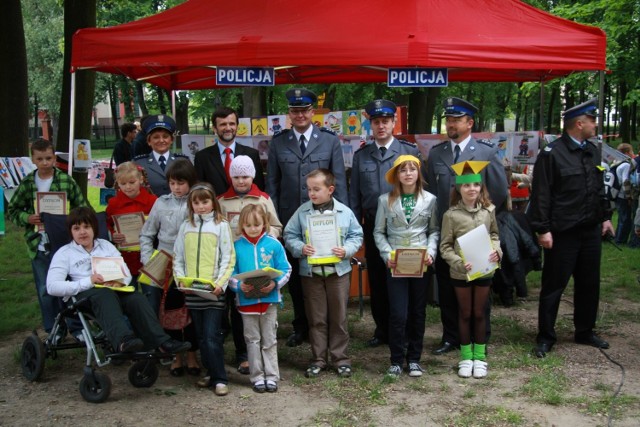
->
[171,90,176,118]
[598,70,604,136]
[67,72,76,174]
[539,79,545,132]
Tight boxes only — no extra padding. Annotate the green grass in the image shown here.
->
[445,404,525,427]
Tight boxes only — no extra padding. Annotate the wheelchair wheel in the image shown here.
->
[79,371,111,403]
[21,334,45,381]
[128,360,159,388]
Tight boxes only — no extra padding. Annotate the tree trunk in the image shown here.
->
[408,89,428,134]
[545,85,558,134]
[242,87,266,117]
[619,82,630,143]
[135,82,148,117]
[0,0,29,156]
[514,83,523,132]
[631,101,637,142]
[57,0,96,197]
[156,87,167,114]
[495,85,512,132]
[323,85,337,111]
[175,92,190,135]
[108,80,119,132]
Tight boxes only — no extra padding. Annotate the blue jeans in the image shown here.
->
[191,308,227,385]
[386,272,428,366]
[615,198,632,244]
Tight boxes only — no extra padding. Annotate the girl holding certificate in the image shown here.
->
[373,155,439,379]
[439,161,502,379]
[106,162,157,290]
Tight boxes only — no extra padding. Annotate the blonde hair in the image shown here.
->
[237,204,271,236]
[114,162,148,192]
[186,182,224,225]
[388,160,423,206]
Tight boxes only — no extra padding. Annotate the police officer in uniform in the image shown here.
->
[426,97,509,355]
[266,88,348,347]
[134,114,189,196]
[349,99,423,347]
[529,98,613,358]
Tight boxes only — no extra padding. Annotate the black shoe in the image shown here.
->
[119,336,144,353]
[237,361,250,375]
[533,342,552,358]
[575,334,609,349]
[170,366,185,377]
[286,332,305,347]
[366,337,386,347]
[432,341,458,355]
[160,339,191,353]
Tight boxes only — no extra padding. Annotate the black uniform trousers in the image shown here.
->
[286,248,309,336]
[363,216,389,342]
[435,253,492,345]
[537,224,602,345]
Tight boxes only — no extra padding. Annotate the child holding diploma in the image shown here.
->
[139,159,200,377]
[230,204,291,393]
[283,169,363,379]
[106,162,157,290]
[373,155,439,379]
[439,161,501,379]
[46,207,191,355]
[173,182,236,396]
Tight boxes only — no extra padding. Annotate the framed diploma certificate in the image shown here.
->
[36,192,67,232]
[91,256,127,282]
[139,249,172,287]
[112,212,145,248]
[391,247,427,278]
[307,213,341,265]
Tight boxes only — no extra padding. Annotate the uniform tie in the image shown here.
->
[453,144,461,163]
[159,155,166,171]
[299,135,306,155]
[379,146,387,157]
[224,147,233,183]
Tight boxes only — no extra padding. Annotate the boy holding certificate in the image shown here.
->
[283,169,363,379]
[8,139,87,343]
[373,155,439,379]
[439,161,502,379]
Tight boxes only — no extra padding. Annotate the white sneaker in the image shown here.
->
[386,364,402,378]
[458,360,473,378]
[472,360,488,378]
[408,362,424,377]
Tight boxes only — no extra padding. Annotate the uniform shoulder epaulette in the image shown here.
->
[354,143,369,154]
[133,154,149,160]
[397,139,415,147]
[173,153,189,159]
[476,138,495,148]
[319,127,336,135]
[431,140,448,150]
[272,128,290,138]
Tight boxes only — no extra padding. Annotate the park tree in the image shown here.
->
[0,0,29,156]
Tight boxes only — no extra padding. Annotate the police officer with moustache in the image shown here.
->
[266,88,348,347]
[426,97,508,355]
[349,99,423,347]
[529,98,614,358]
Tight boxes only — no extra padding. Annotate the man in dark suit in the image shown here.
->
[194,107,265,196]
[349,99,423,347]
[112,122,137,166]
[426,97,509,355]
[266,88,348,347]
[193,106,264,375]
[134,114,189,196]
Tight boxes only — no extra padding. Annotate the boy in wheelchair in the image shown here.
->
[46,206,190,355]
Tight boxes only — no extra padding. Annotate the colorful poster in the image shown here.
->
[342,111,362,136]
[324,112,342,134]
[181,134,206,163]
[73,139,92,169]
[312,113,324,128]
[237,118,252,137]
[251,118,268,136]
[268,115,286,135]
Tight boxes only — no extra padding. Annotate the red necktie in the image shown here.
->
[224,147,232,184]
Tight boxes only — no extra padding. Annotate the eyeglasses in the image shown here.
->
[289,108,312,116]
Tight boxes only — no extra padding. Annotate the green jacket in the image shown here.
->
[8,168,87,259]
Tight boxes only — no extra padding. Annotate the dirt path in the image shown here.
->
[0,300,639,426]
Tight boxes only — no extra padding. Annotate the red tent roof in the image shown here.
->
[71,0,606,90]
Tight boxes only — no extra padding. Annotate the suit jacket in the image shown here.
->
[426,137,508,222]
[194,142,265,196]
[134,152,189,196]
[349,138,422,222]
[266,125,347,225]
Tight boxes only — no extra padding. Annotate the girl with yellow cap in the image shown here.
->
[439,161,502,379]
[373,155,439,379]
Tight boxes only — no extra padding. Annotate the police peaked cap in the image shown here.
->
[142,114,176,134]
[365,99,397,119]
[563,98,598,120]
[286,88,317,108]
[442,97,478,118]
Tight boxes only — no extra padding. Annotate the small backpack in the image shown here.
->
[604,159,631,201]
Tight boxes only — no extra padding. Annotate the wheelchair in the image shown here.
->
[20,212,177,403]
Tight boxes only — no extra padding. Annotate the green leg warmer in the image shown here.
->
[460,344,473,361]
[473,343,486,361]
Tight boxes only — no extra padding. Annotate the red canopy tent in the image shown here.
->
[71,0,606,90]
